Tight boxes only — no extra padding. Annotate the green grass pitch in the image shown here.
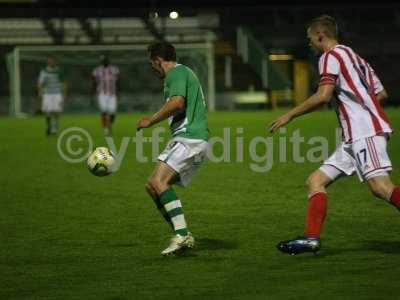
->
[1,109,400,299]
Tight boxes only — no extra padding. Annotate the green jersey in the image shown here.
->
[38,66,65,95]
[163,64,209,141]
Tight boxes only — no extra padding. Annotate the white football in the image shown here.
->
[87,147,116,177]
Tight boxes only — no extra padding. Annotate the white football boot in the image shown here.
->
[161,232,195,256]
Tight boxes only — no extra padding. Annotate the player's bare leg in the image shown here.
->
[145,181,173,229]
[45,113,51,136]
[148,162,177,194]
[52,112,60,134]
[101,113,111,136]
[146,161,194,256]
[277,170,333,255]
[108,114,116,135]
[110,114,116,125]
[367,176,400,209]
[45,112,59,135]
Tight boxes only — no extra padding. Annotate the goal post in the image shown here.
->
[7,43,216,116]
[6,48,22,116]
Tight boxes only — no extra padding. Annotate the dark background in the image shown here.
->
[1,0,399,113]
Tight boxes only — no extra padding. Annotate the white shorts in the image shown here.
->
[98,94,117,114]
[320,135,392,182]
[158,137,209,187]
[42,94,63,113]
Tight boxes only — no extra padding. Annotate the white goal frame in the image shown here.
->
[7,43,215,116]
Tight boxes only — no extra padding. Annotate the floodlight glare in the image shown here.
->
[169,11,179,19]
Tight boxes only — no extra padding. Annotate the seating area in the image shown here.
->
[0,18,51,44]
[0,17,217,45]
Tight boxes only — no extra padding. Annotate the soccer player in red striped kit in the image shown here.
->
[92,54,120,136]
[269,15,400,255]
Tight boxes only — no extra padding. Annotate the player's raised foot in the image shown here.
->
[276,236,321,255]
[161,233,195,256]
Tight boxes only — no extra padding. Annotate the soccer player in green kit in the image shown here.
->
[38,56,68,136]
[137,42,209,256]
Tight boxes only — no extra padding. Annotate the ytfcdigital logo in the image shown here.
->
[57,126,342,173]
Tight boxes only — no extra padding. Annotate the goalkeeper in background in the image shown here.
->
[137,42,210,256]
[38,56,68,136]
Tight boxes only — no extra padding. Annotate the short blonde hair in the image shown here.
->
[309,15,338,39]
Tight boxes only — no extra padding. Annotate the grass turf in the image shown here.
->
[1,109,400,299]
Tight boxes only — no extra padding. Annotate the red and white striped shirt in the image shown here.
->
[319,44,392,143]
[92,65,119,96]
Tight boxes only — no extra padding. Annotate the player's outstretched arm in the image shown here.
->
[137,96,185,131]
[269,84,334,133]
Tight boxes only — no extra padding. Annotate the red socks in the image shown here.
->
[389,187,400,209]
[305,192,327,238]
[101,114,107,127]
[303,187,400,238]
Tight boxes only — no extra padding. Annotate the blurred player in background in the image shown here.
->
[91,54,120,136]
[38,56,67,136]
[137,42,209,256]
[270,15,400,255]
